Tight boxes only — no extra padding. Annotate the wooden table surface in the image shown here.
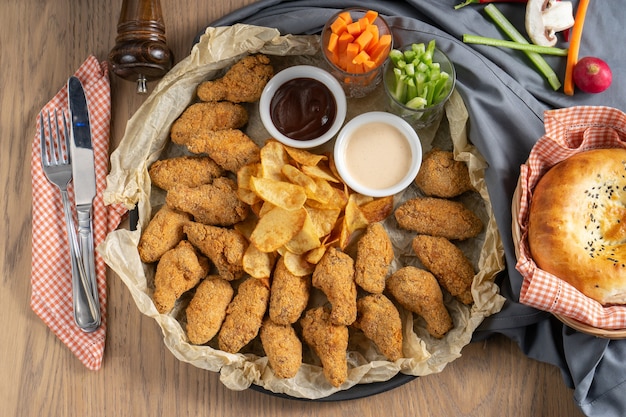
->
[1,1,586,416]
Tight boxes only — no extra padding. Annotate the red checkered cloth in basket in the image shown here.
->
[516,106,626,330]
[30,56,127,370]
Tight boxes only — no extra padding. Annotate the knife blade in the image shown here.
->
[68,76,101,332]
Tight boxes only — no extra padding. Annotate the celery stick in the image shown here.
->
[432,73,450,103]
[387,40,454,107]
[404,50,417,62]
[389,49,404,65]
[412,43,425,56]
[406,78,418,101]
[463,34,569,56]
[406,96,427,109]
[484,4,562,90]
[424,40,436,61]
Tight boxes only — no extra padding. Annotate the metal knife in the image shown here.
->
[68,76,101,332]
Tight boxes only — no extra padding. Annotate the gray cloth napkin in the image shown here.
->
[207,1,626,414]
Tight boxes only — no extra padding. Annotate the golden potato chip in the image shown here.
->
[260,141,288,181]
[250,200,264,217]
[360,196,394,223]
[328,155,341,181]
[281,164,317,194]
[237,187,261,205]
[326,184,349,209]
[243,244,276,278]
[250,176,307,211]
[338,218,351,249]
[345,194,370,234]
[284,212,321,254]
[305,244,327,264]
[250,206,307,253]
[301,164,340,183]
[283,250,315,276]
[234,216,257,239]
[257,201,275,218]
[237,163,259,190]
[305,206,341,238]
[284,146,328,166]
[303,177,334,206]
[352,193,374,206]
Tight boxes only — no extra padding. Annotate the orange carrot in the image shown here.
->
[355,30,374,51]
[337,32,355,53]
[363,60,377,72]
[346,42,360,62]
[352,50,371,65]
[564,0,590,95]
[326,9,390,74]
[327,32,339,53]
[365,24,380,46]
[330,17,348,36]
[338,11,352,25]
[364,10,379,24]
[369,34,392,64]
[346,21,362,36]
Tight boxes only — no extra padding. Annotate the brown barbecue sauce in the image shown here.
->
[270,77,336,141]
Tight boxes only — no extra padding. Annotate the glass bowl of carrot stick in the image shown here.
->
[321,8,393,98]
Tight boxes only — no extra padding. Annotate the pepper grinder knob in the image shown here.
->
[108,0,173,94]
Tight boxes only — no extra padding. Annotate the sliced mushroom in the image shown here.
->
[526,0,575,47]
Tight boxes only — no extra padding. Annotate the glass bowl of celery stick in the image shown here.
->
[383,40,456,129]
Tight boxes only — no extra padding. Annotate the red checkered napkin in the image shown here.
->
[30,56,127,370]
[515,106,626,330]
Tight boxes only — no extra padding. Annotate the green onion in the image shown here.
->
[462,34,569,56]
[484,4,562,91]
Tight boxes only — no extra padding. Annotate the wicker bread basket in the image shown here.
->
[511,175,626,339]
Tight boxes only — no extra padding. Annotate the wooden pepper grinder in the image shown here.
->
[109,0,174,93]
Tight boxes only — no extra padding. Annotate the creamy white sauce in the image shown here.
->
[344,122,412,190]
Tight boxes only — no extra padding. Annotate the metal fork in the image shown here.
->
[39,109,101,332]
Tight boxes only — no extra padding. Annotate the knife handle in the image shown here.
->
[76,204,101,331]
[61,192,101,332]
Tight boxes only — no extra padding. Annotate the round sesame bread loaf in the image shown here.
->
[528,148,626,305]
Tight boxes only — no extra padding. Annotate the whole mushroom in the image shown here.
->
[526,0,575,47]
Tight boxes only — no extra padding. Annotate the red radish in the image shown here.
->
[572,57,613,94]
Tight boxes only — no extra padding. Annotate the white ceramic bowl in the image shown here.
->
[334,111,422,197]
[259,65,347,149]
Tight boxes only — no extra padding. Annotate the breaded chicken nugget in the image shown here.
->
[414,148,474,198]
[185,276,234,345]
[184,129,261,173]
[197,54,273,103]
[260,318,302,379]
[354,294,403,361]
[138,205,192,263]
[218,277,270,353]
[312,247,357,326]
[165,177,249,226]
[170,101,248,145]
[149,155,224,191]
[269,256,311,325]
[300,307,349,388]
[184,222,248,281]
[412,235,474,305]
[153,240,210,314]
[394,197,482,240]
[354,222,394,293]
[387,266,453,339]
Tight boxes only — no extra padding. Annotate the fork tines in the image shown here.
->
[40,109,70,166]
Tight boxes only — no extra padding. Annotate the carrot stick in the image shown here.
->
[563,0,590,96]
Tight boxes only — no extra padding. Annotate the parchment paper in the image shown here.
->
[100,24,505,399]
